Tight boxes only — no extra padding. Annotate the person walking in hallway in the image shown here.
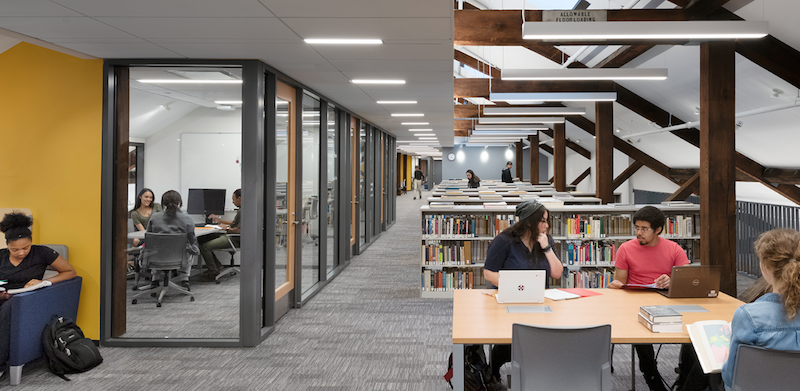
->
[501,161,514,183]
[413,165,425,200]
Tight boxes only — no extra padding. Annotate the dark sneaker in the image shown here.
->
[199,273,217,282]
[180,281,191,291]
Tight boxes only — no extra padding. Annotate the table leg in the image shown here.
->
[452,343,464,391]
[631,344,636,391]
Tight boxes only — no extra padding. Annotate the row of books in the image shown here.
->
[556,269,614,289]
[421,214,516,238]
[421,241,489,266]
[421,268,485,291]
[552,214,633,238]
[639,305,684,333]
[675,239,700,262]
[563,240,617,266]
[662,214,699,238]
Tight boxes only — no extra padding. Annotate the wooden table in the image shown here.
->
[451,289,743,390]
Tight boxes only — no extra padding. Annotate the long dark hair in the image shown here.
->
[503,205,549,258]
[466,169,480,184]
[161,190,183,217]
[130,188,155,216]
[0,212,33,244]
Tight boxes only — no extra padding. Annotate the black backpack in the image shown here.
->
[41,315,103,380]
[445,344,504,391]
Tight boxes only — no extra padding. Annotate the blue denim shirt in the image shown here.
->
[722,293,800,389]
[483,232,555,289]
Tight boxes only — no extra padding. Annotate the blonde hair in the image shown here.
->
[754,228,800,320]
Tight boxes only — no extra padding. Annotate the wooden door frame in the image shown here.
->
[275,81,296,301]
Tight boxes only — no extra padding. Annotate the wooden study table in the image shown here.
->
[451,289,743,391]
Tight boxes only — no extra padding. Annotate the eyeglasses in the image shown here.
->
[634,226,653,233]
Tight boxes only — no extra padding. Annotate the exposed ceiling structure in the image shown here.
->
[451,0,800,205]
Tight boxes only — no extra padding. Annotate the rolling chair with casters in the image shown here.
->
[305,196,320,246]
[510,323,612,391]
[214,233,240,284]
[130,232,195,307]
[730,345,800,391]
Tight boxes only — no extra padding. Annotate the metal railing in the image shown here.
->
[633,190,800,278]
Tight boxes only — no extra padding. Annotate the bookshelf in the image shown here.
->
[419,204,701,297]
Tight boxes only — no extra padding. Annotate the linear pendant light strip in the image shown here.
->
[473,125,549,131]
[482,107,585,116]
[490,92,617,102]
[522,21,768,40]
[478,116,564,124]
[501,68,667,81]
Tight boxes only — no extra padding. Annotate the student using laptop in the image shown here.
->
[608,206,690,391]
[483,200,564,382]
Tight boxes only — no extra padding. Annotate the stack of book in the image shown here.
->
[638,305,684,333]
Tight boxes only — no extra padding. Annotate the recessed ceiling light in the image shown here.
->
[305,38,383,44]
[418,137,438,140]
[377,101,417,104]
[214,100,243,105]
[352,79,406,84]
[415,133,436,136]
[138,79,242,84]
[401,122,429,125]
[391,113,424,117]
[408,129,433,132]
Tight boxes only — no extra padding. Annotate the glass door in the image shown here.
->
[275,81,296,305]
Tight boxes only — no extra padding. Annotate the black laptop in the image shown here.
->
[658,265,721,298]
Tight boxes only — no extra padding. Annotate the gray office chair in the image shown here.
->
[511,323,611,391]
[131,232,195,307]
[730,345,800,391]
[214,233,240,283]
[39,244,68,280]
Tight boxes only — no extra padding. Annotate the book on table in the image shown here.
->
[638,313,684,333]
[639,305,683,323]
[686,320,732,373]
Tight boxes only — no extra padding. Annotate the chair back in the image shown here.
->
[731,345,800,391]
[38,244,68,261]
[511,323,611,391]
[142,232,189,271]
[127,218,136,232]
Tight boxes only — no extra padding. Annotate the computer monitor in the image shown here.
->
[187,188,226,223]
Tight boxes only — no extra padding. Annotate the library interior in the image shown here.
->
[1,0,800,390]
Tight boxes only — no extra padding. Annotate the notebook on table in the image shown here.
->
[495,270,546,304]
[658,265,721,298]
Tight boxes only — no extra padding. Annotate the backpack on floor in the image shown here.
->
[445,344,504,391]
[41,315,103,381]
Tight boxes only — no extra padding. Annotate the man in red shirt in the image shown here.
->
[609,206,689,391]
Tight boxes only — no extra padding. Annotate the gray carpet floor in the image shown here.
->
[10,191,750,390]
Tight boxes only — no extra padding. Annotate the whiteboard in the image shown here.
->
[180,133,242,211]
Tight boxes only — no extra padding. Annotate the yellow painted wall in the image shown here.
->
[0,43,103,339]
[406,154,414,191]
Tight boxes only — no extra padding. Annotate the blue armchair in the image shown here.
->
[7,276,82,385]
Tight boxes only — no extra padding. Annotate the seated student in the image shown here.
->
[0,212,77,371]
[145,190,199,290]
[129,188,163,247]
[198,189,241,282]
[483,200,563,382]
[719,228,800,390]
[466,169,481,188]
[608,206,690,391]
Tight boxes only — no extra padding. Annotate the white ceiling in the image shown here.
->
[0,0,455,146]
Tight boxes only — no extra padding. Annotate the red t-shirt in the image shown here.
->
[614,238,689,285]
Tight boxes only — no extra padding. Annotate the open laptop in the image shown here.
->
[495,270,546,304]
[658,265,721,298]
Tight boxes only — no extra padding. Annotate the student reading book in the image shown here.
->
[687,320,732,373]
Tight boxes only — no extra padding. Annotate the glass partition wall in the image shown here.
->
[102,59,394,347]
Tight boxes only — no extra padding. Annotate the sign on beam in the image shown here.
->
[542,10,607,22]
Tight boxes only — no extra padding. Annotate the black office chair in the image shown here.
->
[214,233,240,283]
[131,232,195,307]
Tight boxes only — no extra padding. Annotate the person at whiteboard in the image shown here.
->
[466,169,480,188]
[482,200,563,383]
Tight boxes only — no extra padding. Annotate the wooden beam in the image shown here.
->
[612,161,644,190]
[454,49,501,79]
[762,168,800,185]
[615,84,700,147]
[700,41,737,296]
[736,35,800,92]
[595,101,614,204]
[568,116,680,185]
[553,123,566,192]
[684,0,731,19]
[515,141,524,180]
[594,44,656,68]
[454,129,470,137]
[666,171,700,201]
[570,167,591,186]
[529,134,539,184]
[454,78,614,98]
[540,144,554,155]
[454,119,474,131]
[540,129,591,159]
